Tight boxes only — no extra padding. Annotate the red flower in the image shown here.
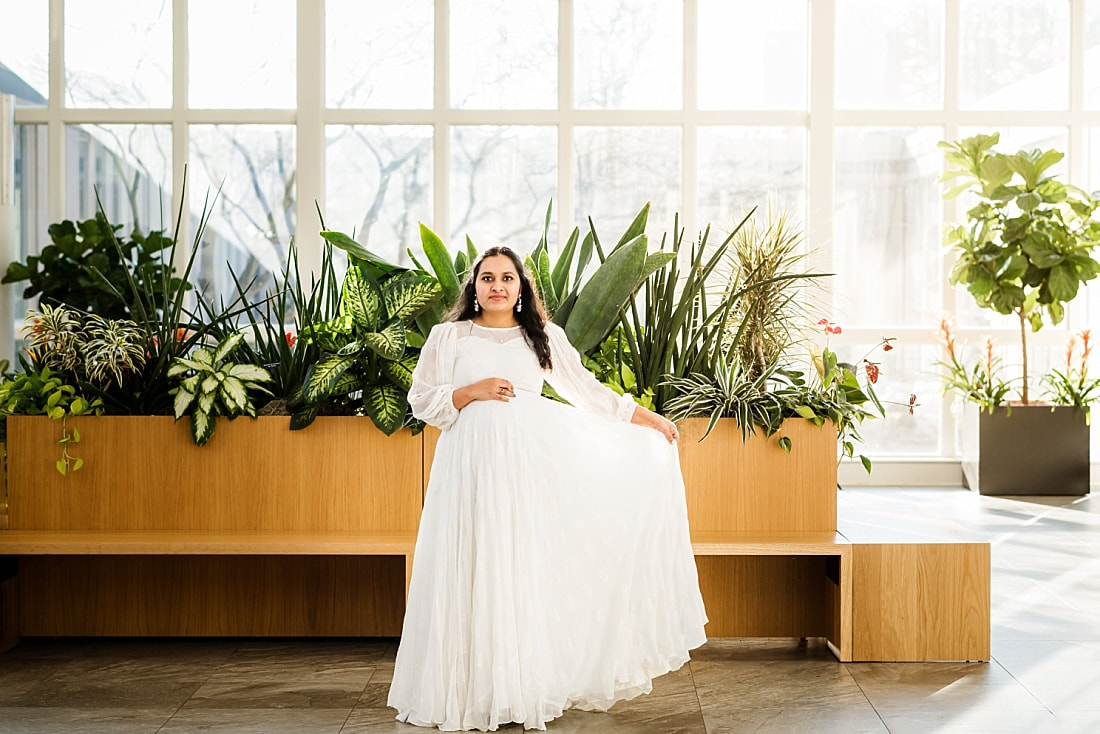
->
[174,327,188,342]
[818,319,842,335]
[882,343,894,352]
[286,332,297,349]
[864,360,880,384]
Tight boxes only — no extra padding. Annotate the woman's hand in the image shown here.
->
[452,378,515,410]
[630,406,679,443]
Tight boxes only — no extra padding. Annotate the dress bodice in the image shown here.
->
[452,322,546,396]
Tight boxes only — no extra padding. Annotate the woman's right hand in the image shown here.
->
[452,378,515,410]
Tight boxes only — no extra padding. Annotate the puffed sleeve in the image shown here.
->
[408,321,461,431]
[544,322,637,422]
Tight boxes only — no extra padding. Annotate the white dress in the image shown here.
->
[387,320,708,731]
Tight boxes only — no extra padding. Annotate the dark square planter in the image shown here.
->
[961,405,1090,496]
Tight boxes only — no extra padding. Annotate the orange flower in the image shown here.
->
[982,336,996,380]
[1081,330,1092,376]
[285,332,297,349]
[1065,334,1078,375]
[174,327,188,342]
[937,315,957,362]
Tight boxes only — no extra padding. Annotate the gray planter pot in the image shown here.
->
[961,404,1090,496]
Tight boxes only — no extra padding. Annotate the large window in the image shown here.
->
[7,0,1100,473]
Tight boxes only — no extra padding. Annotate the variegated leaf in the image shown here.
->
[340,266,382,332]
[168,358,208,375]
[383,271,443,324]
[201,375,218,394]
[191,409,215,446]
[337,340,364,357]
[227,364,272,383]
[198,391,215,415]
[191,349,213,366]
[304,354,357,403]
[381,354,419,392]
[220,376,248,413]
[213,333,244,364]
[172,388,194,419]
[362,319,406,361]
[364,383,408,436]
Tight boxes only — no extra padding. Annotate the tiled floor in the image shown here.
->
[1,488,1098,733]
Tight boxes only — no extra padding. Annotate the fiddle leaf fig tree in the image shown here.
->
[940,133,1100,402]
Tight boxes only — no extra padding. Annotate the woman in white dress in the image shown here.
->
[388,246,708,731]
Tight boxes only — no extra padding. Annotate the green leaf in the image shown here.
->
[46,390,61,408]
[550,228,580,298]
[362,319,406,361]
[212,333,244,364]
[1048,261,1079,302]
[201,374,218,394]
[304,354,357,403]
[860,455,872,473]
[72,457,84,472]
[566,235,648,354]
[778,436,792,453]
[191,349,213,366]
[191,408,215,446]
[383,271,444,324]
[289,404,319,431]
[173,388,195,419]
[614,203,650,251]
[227,363,272,382]
[320,230,401,271]
[420,222,461,305]
[794,405,816,420]
[381,354,419,392]
[363,382,408,435]
[56,459,66,475]
[341,266,383,332]
[72,428,80,442]
[219,376,248,413]
[47,406,64,420]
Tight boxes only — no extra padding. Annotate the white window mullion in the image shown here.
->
[806,0,834,283]
[47,0,65,224]
[1070,0,1087,327]
[942,0,961,459]
[682,0,698,244]
[433,0,450,243]
[556,0,574,253]
[296,0,325,277]
[172,0,190,272]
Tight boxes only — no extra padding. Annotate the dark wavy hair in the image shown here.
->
[450,246,552,370]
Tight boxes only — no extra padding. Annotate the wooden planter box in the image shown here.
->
[3,415,423,637]
[961,405,1090,496]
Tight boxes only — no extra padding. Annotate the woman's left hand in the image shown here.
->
[631,407,679,443]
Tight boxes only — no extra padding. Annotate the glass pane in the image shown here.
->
[0,1,48,106]
[830,342,940,456]
[450,0,557,109]
[189,125,296,302]
[13,124,48,352]
[575,0,681,110]
[65,0,172,108]
[65,124,172,236]
[960,0,1068,110]
[326,125,433,267]
[327,0,433,109]
[189,0,295,108]
[834,127,943,328]
[1086,0,1100,108]
[449,126,556,246]
[955,126,1068,329]
[698,0,806,110]
[574,126,681,241]
[697,127,806,231]
[836,0,943,110]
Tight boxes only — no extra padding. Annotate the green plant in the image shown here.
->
[935,316,1015,412]
[0,364,103,474]
[723,203,818,381]
[2,212,187,320]
[1041,329,1100,418]
[581,326,656,411]
[168,333,274,446]
[941,133,1100,403]
[296,245,444,435]
[25,303,147,388]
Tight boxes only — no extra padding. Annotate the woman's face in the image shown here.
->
[474,254,522,315]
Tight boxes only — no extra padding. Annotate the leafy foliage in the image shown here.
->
[2,212,187,320]
[25,303,147,388]
[941,133,1100,402]
[168,333,274,446]
[1041,330,1100,420]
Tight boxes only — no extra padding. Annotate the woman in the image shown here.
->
[388,246,708,731]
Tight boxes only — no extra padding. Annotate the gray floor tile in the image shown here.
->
[182,676,365,709]
[0,706,174,733]
[159,708,351,733]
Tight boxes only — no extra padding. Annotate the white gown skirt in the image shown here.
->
[388,391,708,731]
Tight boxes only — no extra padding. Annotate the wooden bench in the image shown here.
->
[0,530,417,650]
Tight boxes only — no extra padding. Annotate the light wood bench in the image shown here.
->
[0,530,418,651]
[691,532,853,660]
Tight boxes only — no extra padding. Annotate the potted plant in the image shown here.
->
[940,133,1100,495]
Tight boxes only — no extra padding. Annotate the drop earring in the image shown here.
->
[515,295,523,313]
[473,299,480,313]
